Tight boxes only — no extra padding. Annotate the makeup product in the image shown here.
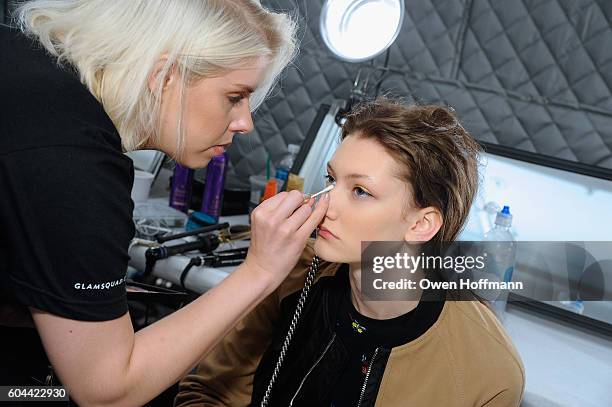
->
[169,164,194,213]
[275,144,300,191]
[261,178,278,202]
[199,152,229,224]
[286,173,305,193]
[303,183,334,203]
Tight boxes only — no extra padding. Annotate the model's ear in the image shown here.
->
[147,55,176,94]
[404,206,443,242]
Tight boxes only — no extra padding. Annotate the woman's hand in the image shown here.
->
[244,189,330,289]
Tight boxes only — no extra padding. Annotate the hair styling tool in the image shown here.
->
[144,233,221,276]
[156,222,230,243]
[178,248,249,288]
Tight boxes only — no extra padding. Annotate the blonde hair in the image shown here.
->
[16,0,298,153]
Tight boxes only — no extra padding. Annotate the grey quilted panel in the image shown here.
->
[224,0,612,190]
[461,0,612,109]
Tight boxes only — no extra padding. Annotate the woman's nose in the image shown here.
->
[324,184,339,219]
[229,102,254,134]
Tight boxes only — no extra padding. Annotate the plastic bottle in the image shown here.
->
[186,153,228,229]
[483,205,516,322]
[200,152,229,222]
[275,144,300,191]
[558,291,585,314]
[169,164,194,213]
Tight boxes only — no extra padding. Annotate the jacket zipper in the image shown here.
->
[288,333,337,406]
[357,347,380,407]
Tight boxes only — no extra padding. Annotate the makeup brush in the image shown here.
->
[303,184,334,203]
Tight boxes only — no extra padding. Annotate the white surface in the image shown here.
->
[504,306,612,407]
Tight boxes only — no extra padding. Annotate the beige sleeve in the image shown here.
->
[481,349,525,407]
[482,386,524,407]
[174,240,334,407]
[173,287,280,407]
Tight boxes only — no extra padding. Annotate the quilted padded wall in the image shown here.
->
[225,0,612,189]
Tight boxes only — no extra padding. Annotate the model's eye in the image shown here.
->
[324,174,336,185]
[228,95,244,105]
[353,187,371,199]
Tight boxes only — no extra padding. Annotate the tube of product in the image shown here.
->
[199,152,229,224]
[169,164,194,213]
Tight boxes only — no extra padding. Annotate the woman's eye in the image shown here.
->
[354,187,371,199]
[324,174,336,185]
[228,95,244,105]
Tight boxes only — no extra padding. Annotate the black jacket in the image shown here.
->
[250,266,391,407]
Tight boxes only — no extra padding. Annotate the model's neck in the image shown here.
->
[347,262,424,320]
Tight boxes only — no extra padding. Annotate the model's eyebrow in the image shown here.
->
[231,84,255,94]
[327,162,373,181]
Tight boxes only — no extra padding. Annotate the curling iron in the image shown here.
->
[144,232,221,276]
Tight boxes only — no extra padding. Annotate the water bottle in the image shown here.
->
[558,291,585,314]
[275,144,300,191]
[483,205,516,322]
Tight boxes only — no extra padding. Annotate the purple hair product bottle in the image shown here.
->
[169,164,194,213]
[198,152,229,224]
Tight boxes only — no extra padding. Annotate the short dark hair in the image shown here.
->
[341,97,481,242]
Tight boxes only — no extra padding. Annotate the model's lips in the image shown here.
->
[318,225,339,239]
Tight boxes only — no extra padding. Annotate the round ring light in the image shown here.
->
[320,0,405,63]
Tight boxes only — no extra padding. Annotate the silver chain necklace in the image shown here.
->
[260,255,320,407]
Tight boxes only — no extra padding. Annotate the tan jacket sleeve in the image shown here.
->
[482,386,524,407]
[174,240,338,407]
[481,359,525,407]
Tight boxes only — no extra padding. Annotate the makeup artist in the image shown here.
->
[0,1,329,406]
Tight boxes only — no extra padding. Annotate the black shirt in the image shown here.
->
[330,270,445,407]
[0,25,135,383]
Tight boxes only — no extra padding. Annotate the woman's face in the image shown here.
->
[314,134,436,264]
[153,57,269,168]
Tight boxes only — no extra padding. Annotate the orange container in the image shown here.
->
[260,179,278,202]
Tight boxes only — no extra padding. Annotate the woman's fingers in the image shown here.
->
[273,190,310,220]
[256,190,289,212]
[285,197,316,232]
[297,192,329,240]
[244,190,329,289]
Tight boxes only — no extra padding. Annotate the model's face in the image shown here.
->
[314,134,434,264]
[153,57,269,168]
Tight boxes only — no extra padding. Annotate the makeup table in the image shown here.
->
[504,304,612,407]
